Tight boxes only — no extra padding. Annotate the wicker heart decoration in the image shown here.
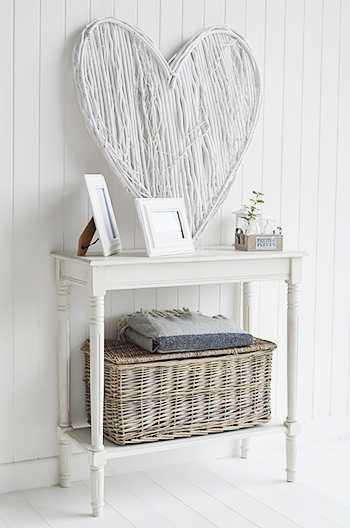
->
[73,18,261,242]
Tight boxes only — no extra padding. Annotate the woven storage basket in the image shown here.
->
[82,338,275,445]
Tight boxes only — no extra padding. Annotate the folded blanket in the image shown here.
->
[118,309,254,353]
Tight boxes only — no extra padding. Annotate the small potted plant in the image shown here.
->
[234,191,283,251]
[233,191,264,235]
[242,191,264,234]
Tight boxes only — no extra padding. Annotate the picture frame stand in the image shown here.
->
[77,217,97,256]
[82,174,122,257]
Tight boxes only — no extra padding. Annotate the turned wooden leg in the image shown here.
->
[285,282,301,482]
[89,295,106,517]
[241,438,250,459]
[242,282,255,335]
[58,438,71,488]
[57,282,72,488]
[241,282,255,459]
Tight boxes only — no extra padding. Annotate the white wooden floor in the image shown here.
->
[0,438,349,528]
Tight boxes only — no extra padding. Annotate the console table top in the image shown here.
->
[51,246,307,267]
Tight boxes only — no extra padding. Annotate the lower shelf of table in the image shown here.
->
[64,420,287,460]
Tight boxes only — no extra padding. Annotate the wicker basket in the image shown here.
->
[82,338,275,445]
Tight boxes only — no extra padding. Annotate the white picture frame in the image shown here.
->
[135,198,195,257]
[84,173,122,256]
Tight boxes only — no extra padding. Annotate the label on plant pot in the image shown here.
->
[256,236,277,250]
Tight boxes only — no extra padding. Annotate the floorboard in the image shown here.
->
[144,467,257,527]
[117,471,217,528]
[0,439,349,527]
[325,438,350,456]
[296,450,350,489]
[22,481,134,528]
[303,443,350,471]
[86,478,176,528]
[0,492,50,528]
[173,463,300,528]
[222,455,346,528]
[255,447,350,509]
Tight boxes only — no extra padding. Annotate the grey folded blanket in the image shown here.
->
[118,309,254,353]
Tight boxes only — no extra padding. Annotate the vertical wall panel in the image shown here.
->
[178,0,206,309]
[160,0,182,59]
[13,0,41,462]
[277,2,304,427]
[275,0,305,419]
[89,0,116,340]
[238,1,266,373]
[242,0,266,200]
[109,1,139,341]
[331,0,350,416]
[63,0,90,254]
[182,0,205,43]
[131,0,162,312]
[114,0,137,21]
[204,0,225,25]
[312,0,341,419]
[199,285,221,317]
[178,287,200,313]
[64,0,91,427]
[219,283,241,325]
[200,0,226,247]
[91,0,114,20]
[38,0,66,458]
[133,0,161,251]
[198,0,225,312]
[74,0,116,271]
[157,0,183,308]
[220,1,247,324]
[156,288,178,311]
[259,0,285,415]
[109,1,138,341]
[134,289,157,312]
[297,0,323,421]
[280,0,304,248]
[261,0,285,228]
[111,290,135,334]
[0,0,14,464]
[109,169,136,252]
[138,0,160,47]
[221,0,246,239]
[225,0,246,33]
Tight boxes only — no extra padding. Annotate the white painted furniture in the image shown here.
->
[51,247,306,517]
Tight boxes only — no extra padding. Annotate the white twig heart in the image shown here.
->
[73,18,261,242]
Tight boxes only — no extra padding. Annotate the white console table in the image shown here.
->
[51,247,306,517]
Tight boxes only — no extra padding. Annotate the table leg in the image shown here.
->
[285,282,301,482]
[89,294,107,517]
[57,283,72,488]
[241,282,255,459]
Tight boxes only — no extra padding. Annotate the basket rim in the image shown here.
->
[82,337,276,365]
[86,348,274,371]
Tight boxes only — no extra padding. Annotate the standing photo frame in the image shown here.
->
[135,198,195,257]
[83,174,122,257]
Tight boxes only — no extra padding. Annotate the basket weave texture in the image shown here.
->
[83,338,275,445]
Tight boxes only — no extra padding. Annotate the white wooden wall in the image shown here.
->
[1,0,349,472]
